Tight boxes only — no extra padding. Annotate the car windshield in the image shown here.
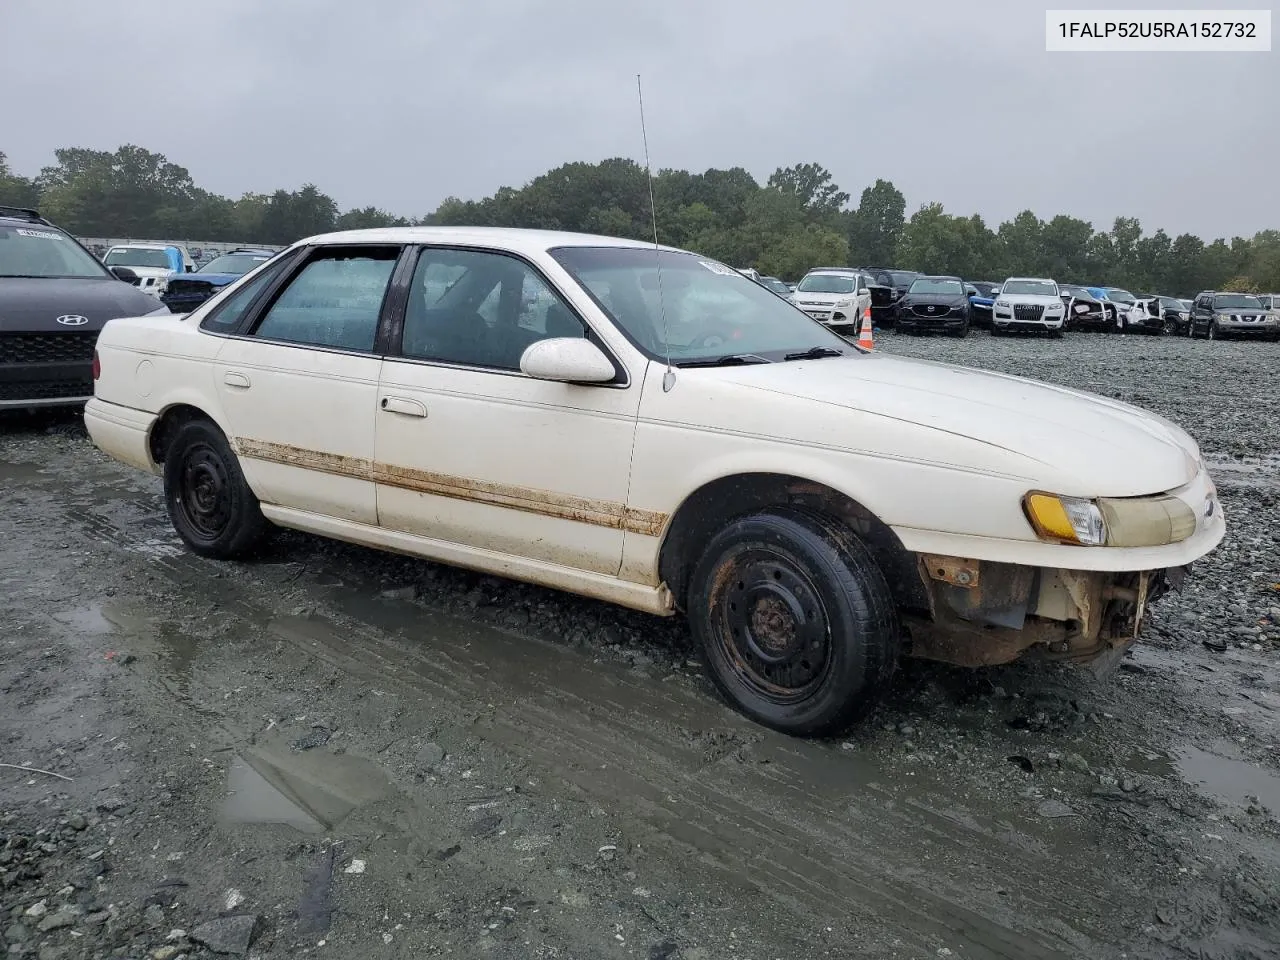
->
[1059,285,1087,296]
[1214,294,1263,309]
[105,247,171,269]
[796,273,859,294]
[551,246,853,363]
[200,253,274,275]
[908,278,963,295]
[972,283,998,296]
[762,278,791,296]
[1107,289,1136,304]
[1002,280,1057,296]
[889,271,920,288]
[0,223,111,279]
[1159,297,1184,310]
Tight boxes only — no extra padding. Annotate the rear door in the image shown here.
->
[209,243,404,524]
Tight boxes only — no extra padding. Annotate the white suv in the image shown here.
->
[791,269,872,334]
[991,278,1067,337]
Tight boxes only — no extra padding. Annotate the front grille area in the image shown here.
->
[0,378,93,402]
[166,279,216,298]
[1014,303,1045,323]
[0,332,98,364]
[911,304,951,318]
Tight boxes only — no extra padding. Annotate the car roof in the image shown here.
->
[1005,276,1055,283]
[298,226,677,257]
[916,275,961,281]
[108,242,171,250]
[0,205,51,226]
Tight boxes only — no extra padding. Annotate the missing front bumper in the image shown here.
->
[903,554,1184,668]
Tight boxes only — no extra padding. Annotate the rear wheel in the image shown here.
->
[688,507,900,736]
[163,420,268,559]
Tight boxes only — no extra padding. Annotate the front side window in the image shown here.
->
[251,246,398,352]
[0,224,110,279]
[551,246,851,364]
[200,253,298,333]
[796,273,859,294]
[400,247,587,371]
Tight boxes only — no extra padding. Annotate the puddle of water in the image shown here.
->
[223,740,393,834]
[1176,742,1280,810]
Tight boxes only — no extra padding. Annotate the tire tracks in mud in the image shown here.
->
[33,479,1153,960]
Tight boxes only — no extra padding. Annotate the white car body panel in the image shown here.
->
[991,277,1066,330]
[84,227,1224,634]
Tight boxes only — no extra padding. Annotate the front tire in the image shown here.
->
[688,507,900,736]
[163,420,268,559]
[1209,320,1222,341]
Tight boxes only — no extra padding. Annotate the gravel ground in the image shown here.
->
[1,329,1278,960]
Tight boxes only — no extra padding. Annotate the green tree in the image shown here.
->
[0,152,39,208]
[767,163,849,218]
[847,179,905,266]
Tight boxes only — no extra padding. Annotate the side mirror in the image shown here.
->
[110,266,138,282]
[858,288,870,297]
[520,337,615,384]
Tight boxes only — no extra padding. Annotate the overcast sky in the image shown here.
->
[2,0,1276,239]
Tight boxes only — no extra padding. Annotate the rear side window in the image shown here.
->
[252,246,399,352]
[201,254,298,334]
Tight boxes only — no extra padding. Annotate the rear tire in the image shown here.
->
[688,507,900,736]
[163,420,269,560]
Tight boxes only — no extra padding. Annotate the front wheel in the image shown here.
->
[1208,321,1221,341]
[163,419,269,559]
[688,507,900,736]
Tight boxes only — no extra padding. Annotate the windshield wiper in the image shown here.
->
[674,353,772,368]
[783,346,846,361]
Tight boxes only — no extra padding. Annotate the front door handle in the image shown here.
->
[380,396,427,418]
[224,372,251,389]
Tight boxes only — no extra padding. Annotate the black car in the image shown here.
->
[1188,290,1279,340]
[894,276,970,336]
[1152,295,1192,335]
[859,267,922,327]
[757,276,793,299]
[0,206,167,409]
[160,247,280,313]
[1057,284,1113,331]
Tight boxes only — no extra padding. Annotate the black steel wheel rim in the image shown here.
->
[714,548,832,703]
[176,442,232,541]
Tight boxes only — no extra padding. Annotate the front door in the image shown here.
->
[211,244,403,524]
[374,245,641,577]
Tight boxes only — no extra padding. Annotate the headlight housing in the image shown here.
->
[995,300,1010,309]
[1024,492,1107,545]
[1023,491,1198,547]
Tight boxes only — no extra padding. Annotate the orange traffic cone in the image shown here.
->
[857,306,874,350]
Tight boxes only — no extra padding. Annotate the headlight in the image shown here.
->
[995,300,1010,309]
[1023,492,1107,545]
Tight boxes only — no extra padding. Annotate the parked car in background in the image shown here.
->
[737,267,762,282]
[966,280,1001,328]
[791,268,873,334]
[1057,284,1112,331]
[0,206,172,409]
[895,276,971,336]
[860,268,922,327]
[1258,294,1278,314]
[991,278,1066,336]
[104,243,195,298]
[1154,295,1192,335]
[160,247,280,313]
[83,225,1227,736]
[758,276,794,300]
[1188,291,1279,340]
[1099,287,1157,333]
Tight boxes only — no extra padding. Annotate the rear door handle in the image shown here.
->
[224,372,251,389]
[380,396,427,418]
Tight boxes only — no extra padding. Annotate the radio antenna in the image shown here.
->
[637,74,676,392]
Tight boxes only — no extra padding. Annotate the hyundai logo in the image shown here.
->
[56,315,89,326]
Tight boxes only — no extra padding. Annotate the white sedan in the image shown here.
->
[85,227,1225,736]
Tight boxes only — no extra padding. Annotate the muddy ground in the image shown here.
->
[2,331,1278,960]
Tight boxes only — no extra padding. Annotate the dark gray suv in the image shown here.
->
[1188,290,1279,341]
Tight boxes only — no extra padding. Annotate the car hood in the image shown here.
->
[995,293,1060,306]
[902,292,966,307]
[169,272,241,286]
[0,277,164,332]
[792,292,859,307]
[115,266,171,279]
[1213,306,1267,315]
[706,354,1199,497]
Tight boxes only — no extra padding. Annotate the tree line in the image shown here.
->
[2,146,1276,295]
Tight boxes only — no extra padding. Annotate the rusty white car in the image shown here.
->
[84,227,1225,736]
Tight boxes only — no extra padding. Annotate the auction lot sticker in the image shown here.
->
[1046,9,1271,51]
